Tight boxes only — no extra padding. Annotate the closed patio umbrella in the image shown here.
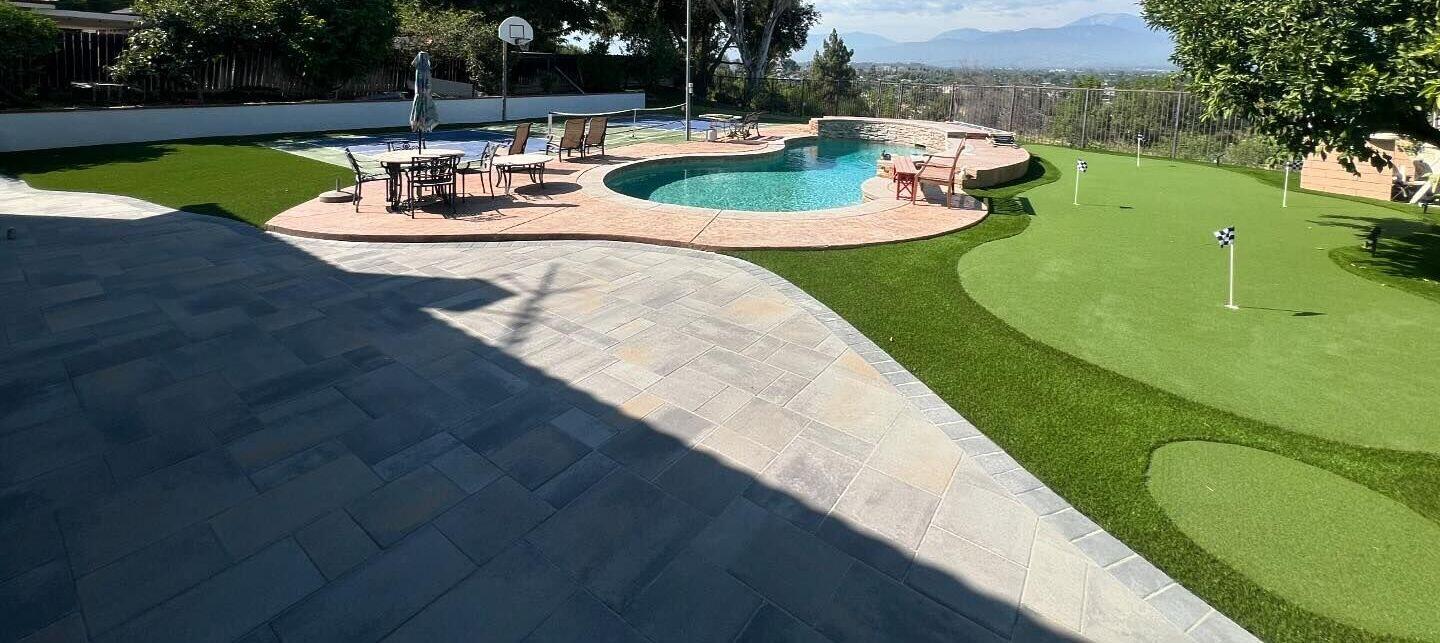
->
[410,51,440,151]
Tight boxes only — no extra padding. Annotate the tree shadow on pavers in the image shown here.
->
[0,209,1093,643]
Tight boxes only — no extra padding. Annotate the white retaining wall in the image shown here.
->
[0,92,643,152]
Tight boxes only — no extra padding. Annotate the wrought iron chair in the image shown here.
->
[405,155,458,216]
[343,147,385,212]
[457,143,498,199]
[386,140,416,152]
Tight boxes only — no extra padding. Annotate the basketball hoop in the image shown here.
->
[497,16,533,122]
[498,17,534,50]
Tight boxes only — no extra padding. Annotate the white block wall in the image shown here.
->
[0,93,644,152]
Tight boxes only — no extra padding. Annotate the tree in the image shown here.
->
[0,3,59,104]
[706,0,817,102]
[808,30,855,114]
[112,0,397,98]
[0,3,59,70]
[1143,0,1440,169]
[274,0,398,90]
[403,0,605,94]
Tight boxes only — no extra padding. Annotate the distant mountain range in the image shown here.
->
[798,13,1174,70]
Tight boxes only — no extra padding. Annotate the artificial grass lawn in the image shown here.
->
[0,140,354,227]
[732,157,1440,642]
[1331,219,1440,305]
[1149,441,1440,641]
[960,146,1440,454]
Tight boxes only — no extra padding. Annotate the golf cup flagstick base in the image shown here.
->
[1214,226,1237,309]
[1074,158,1087,205]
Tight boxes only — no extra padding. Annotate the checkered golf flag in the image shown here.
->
[1214,226,1235,247]
[1286,159,1304,171]
[1136,133,1147,143]
[1076,159,1087,173]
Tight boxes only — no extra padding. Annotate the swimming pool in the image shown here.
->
[604,138,918,211]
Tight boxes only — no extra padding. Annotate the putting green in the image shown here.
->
[959,146,1440,453]
[1148,441,1440,640]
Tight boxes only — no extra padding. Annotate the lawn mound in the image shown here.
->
[1148,441,1440,641]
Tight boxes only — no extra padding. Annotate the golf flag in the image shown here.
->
[1214,226,1235,247]
[1135,133,1146,166]
[1214,226,1238,309]
[1281,159,1303,208]
[1073,159,1087,205]
[1076,159,1088,173]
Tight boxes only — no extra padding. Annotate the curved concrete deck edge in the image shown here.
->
[700,244,1260,643]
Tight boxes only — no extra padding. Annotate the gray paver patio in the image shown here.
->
[0,177,1257,643]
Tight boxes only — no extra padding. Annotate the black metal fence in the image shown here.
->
[710,75,1283,167]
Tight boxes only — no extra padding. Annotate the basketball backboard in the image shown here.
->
[498,17,534,48]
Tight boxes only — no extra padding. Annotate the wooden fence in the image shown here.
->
[4,30,472,106]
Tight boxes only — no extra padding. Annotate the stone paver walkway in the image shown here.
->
[0,179,1257,643]
[264,126,990,249]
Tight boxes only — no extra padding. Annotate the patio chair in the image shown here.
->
[731,112,763,139]
[582,116,609,158]
[405,155,458,216]
[457,143,498,199]
[386,140,416,152]
[916,142,967,207]
[505,122,532,155]
[343,147,385,212]
[545,119,585,158]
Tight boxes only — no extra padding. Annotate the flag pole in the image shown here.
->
[1282,162,1290,208]
[1226,240,1238,310]
[1073,168,1080,205]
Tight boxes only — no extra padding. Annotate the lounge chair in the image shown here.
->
[916,142,966,207]
[343,147,385,212]
[505,122,531,155]
[582,116,608,157]
[545,119,585,158]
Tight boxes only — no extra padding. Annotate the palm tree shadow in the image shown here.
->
[0,209,1097,643]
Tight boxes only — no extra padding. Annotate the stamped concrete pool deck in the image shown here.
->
[1,178,1256,643]
[265,124,1000,249]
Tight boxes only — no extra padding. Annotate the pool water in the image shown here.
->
[605,138,917,211]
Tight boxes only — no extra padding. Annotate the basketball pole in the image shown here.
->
[684,0,692,142]
[501,42,508,122]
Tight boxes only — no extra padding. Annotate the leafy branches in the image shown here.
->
[1144,0,1440,169]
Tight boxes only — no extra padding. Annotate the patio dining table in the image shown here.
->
[372,148,465,210]
[491,153,553,195]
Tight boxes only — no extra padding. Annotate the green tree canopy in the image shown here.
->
[0,3,59,67]
[1144,0,1440,168]
[113,0,397,94]
[809,29,856,113]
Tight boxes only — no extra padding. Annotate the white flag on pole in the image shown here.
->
[1214,226,1238,309]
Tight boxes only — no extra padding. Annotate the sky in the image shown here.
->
[807,0,1143,42]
